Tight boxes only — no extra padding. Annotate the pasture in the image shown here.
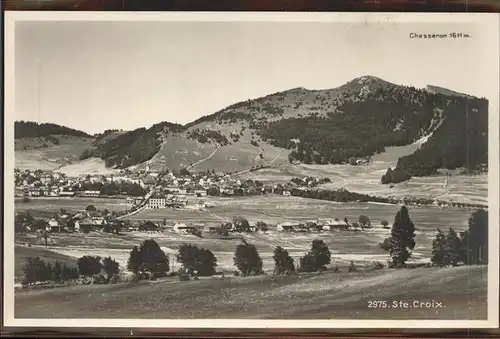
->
[238,143,488,206]
[15,136,94,171]
[15,197,131,217]
[15,265,487,319]
[13,195,478,277]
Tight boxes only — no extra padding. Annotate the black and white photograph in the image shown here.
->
[3,12,499,328]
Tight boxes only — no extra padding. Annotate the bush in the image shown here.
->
[373,261,384,269]
[233,271,240,276]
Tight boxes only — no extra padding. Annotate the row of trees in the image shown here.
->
[289,186,486,210]
[380,206,488,268]
[22,255,120,286]
[431,209,488,266]
[22,258,79,285]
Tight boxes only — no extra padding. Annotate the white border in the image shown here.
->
[3,11,499,329]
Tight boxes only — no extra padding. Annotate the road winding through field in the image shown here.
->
[187,144,221,170]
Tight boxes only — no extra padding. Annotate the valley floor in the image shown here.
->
[14,266,487,319]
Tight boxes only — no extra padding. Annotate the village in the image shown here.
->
[15,164,369,238]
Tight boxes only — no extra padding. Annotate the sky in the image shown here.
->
[14,18,493,134]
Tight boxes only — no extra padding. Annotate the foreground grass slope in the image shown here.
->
[15,266,487,319]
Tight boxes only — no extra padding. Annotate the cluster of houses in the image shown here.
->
[276,219,350,232]
[14,169,145,198]
[14,166,300,200]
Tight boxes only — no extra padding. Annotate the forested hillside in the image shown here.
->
[80,122,184,168]
[258,85,488,171]
[395,97,488,176]
[17,76,488,178]
[15,121,91,139]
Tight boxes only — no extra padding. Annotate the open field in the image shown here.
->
[15,265,487,319]
[14,195,478,275]
[15,136,94,171]
[15,197,131,217]
[239,144,487,205]
[56,158,118,177]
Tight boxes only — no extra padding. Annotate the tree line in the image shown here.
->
[15,121,92,139]
[379,206,488,268]
[22,255,120,286]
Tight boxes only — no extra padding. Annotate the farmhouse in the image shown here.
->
[45,218,64,233]
[75,217,108,232]
[277,221,302,232]
[173,223,196,234]
[319,219,350,231]
[81,190,100,197]
[59,191,75,197]
[139,221,160,232]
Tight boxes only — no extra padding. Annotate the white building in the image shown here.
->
[148,193,166,209]
[277,221,301,232]
[319,219,349,231]
[82,190,100,197]
[173,223,195,234]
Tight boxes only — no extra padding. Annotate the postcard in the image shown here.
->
[3,11,499,329]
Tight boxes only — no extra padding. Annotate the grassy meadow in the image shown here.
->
[15,265,487,319]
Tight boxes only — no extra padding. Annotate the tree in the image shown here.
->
[41,262,53,282]
[34,219,48,231]
[22,257,46,285]
[233,239,263,276]
[444,228,461,266]
[52,261,62,282]
[381,168,393,184]
[232,216,251,232]
[467,209,488,265]
[273,246,295,275]
[299,239,331,272]
[61,264,73,281]
[180,168,191,177]
[381,220,389,229]
[77,255,103,278]
[207,186,220,196]
[137,239,170,276]
[458,231,470,264]
[358,215,371,230]
[380,205,416,267]
[256,221,269,232]
[197,249,218,276]
[176,244,198,275]
[102,256,120,280]
[86,205,97,213]
[431,228,446,267]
